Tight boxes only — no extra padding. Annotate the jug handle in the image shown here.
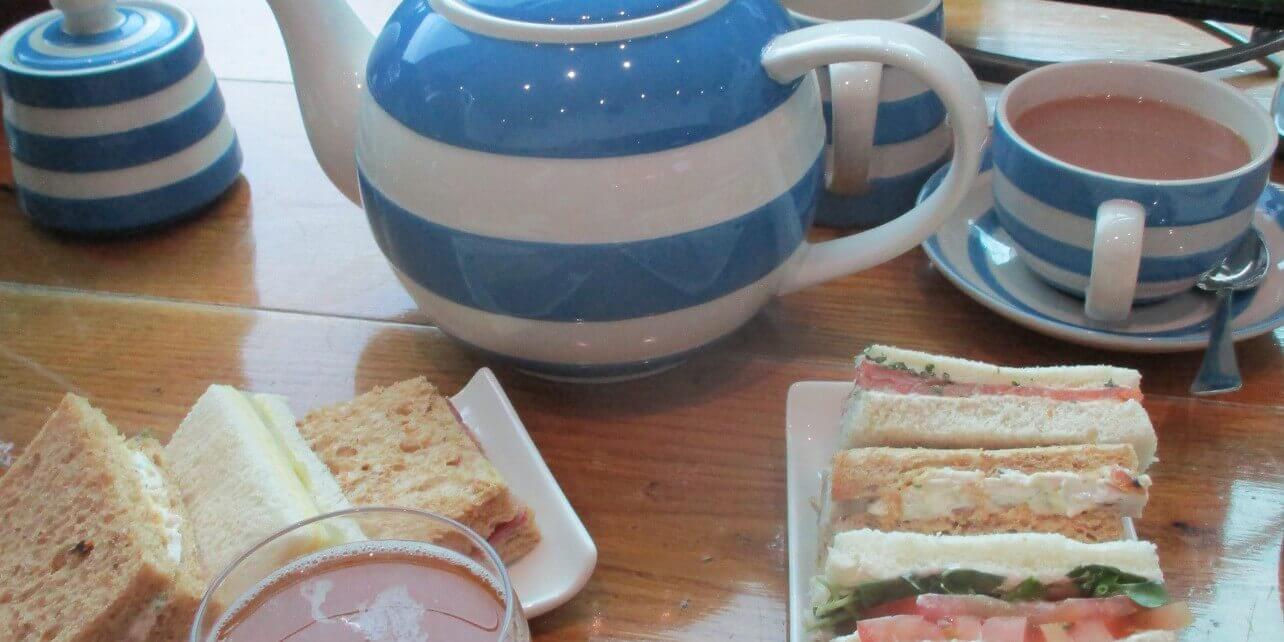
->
[761,21,988,295]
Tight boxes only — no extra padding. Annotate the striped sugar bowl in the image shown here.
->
[0,0,241,234]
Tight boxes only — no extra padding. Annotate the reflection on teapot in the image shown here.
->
[266,0,988,380]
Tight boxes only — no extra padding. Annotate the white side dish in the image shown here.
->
[451,368,597,617]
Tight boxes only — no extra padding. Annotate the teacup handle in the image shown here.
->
[1084,199,1146,322]
[826,61,882,195]
[761,21,987,294]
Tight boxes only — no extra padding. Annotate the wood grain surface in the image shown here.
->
[0,1,1280,640]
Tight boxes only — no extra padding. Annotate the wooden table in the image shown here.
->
[1,1,1280,640]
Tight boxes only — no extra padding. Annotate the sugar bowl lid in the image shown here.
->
[0,0,192,76]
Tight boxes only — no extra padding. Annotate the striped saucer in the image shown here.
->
[0,1,241,234]
[919,159,1284,353]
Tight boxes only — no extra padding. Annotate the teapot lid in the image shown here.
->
[0,0,192,76]
[433,0,734,42]
[462,0,695,24]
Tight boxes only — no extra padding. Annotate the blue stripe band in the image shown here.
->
[815,151,949,227]
[993,201,1242,282]
[2,30,203,108]
[360,157,823,322]
[909,4,945,35]
[822,92,946,146]
[15,9,173,71]
[41,10,146,47]
[5,86,224,172]
[367,0,799,158]
[16,138,241,233]
[992,117,1270,226]
[965,212,1261,337]
[874,90,945,145]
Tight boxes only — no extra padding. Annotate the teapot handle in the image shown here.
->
[761,20,988,295]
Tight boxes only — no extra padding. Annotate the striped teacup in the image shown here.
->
[786,0,950,228]
[992,60,1276,322]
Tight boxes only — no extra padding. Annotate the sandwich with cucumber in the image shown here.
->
[164,385,364,590]
[810,530,1191,642]
[841,346,1158,469]
[821,444,1150,544]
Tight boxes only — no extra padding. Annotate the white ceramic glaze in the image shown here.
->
[0,0,241,233]
[267,0,988,378]
[920,163,1284,352]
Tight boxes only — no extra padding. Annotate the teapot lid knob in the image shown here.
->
[51,0,123,35]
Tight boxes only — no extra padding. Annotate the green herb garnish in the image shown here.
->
[1003,577,1047,601]
[812,566,1168,631]
[1104,379,1118,388]
[810,570,1005,630]
[1068,565,1169,608]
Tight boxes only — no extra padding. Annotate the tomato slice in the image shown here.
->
[915,594,1018,620]
[980,616,1029,641]
[1065,619,1114,642]
[939,615,984,639]
[863,596,921,619]
[1129,601,1194,631]
[1024,597,1139,625]
[1039,623,1074,642]
[857,615,948,641]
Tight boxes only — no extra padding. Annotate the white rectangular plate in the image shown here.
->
[785,381,1135,641]
[452,368,596,617]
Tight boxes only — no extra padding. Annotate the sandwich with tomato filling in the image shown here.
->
[841,346,1158,469]
[810,530,1191,642]
[821,444,1150,544]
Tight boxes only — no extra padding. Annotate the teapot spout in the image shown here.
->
[266,0,373,204]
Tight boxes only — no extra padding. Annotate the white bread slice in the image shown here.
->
[840,391,1157,469]
[861,345,1142,389]
[249,392,359,520]
[164,385,362,592]
[823,529,1162,590]
[0,395,191,641]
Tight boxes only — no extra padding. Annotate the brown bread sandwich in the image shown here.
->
[0,395,206,642]
[300,377,540,562]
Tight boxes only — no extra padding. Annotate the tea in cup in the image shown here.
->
[992,60,1277,321]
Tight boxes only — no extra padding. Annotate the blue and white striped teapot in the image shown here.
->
[268,0,988,380]
[1,0,241,234]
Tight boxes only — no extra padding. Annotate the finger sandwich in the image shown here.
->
[0,395,206,642]
[822,444,1150,544]
[842,345,1158,468]
[164,385,363,594]
[300,376,541,562]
